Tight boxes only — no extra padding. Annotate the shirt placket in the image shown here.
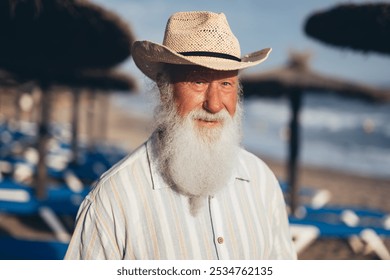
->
[208,195,229,260]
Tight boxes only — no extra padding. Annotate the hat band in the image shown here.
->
[179,51,241,62]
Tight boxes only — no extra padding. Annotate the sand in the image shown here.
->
[1,91,389,260]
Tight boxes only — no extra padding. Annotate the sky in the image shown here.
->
[92,0,390,87]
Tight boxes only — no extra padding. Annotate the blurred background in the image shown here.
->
[99,0,390,179]
[0,0,389,260]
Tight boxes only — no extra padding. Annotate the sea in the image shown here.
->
[112,91,390,180]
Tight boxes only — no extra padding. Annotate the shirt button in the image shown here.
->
[217,237,224,244]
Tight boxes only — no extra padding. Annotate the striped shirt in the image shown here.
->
[65,133,297,260]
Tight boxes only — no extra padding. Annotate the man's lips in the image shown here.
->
[195,118,222,127]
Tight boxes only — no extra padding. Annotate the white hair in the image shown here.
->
[152,72,243,215]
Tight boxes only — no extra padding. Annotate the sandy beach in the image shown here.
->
[1,91,389,260]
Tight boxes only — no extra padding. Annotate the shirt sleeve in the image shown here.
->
[64,194,123,260]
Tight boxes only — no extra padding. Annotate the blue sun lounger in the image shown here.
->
[0,236,68,260]
[289,205,390,259]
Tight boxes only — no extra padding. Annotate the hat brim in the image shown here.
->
[132,40,272,81]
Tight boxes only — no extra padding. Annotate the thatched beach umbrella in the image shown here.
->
[242,52,390,215]
[53,70,137,93]
[304,3,390,55]
[0,70,24,88]
[0,0,134,78]
[243,52,390,101]
[0,0,135,198]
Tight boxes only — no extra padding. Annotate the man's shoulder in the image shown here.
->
[78,141,151,212]
[237,148,281,199]
[94,142,148,187]
[237,147,275,176]
[238,147,266,165]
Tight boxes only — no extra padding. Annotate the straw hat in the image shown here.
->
[132,11,272,81]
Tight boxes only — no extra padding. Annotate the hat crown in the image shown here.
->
[162,11,241,58]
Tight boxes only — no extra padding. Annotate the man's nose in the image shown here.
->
[203,83,224,114]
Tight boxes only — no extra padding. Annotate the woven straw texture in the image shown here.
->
[163,11,241,57]
[132,11,271,81]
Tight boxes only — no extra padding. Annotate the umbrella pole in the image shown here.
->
[99,92,109,142]
[36,85,51,199]
[86,91,95,150]
[287,90,302,216]
[14,90,21,125]
[71,89,80,163]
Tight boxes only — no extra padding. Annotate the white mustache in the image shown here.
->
[188,109,231,123]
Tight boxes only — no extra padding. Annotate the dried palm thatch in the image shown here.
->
[51,70,137,92]
[0,0,134,80]
[0,69,25,88]
[305,3,390,55]
[242,51,390,102]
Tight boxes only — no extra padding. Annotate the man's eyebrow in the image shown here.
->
[174,71,209,82]
[187,70,210,76]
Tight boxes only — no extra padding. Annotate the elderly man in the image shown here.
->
[65,11,296,260]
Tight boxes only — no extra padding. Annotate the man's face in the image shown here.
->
[154,65,242,214]
[169,65,239,128]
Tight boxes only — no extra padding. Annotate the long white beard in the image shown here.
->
[153,85,243,215]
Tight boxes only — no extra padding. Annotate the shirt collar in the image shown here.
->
[145,131,251,191]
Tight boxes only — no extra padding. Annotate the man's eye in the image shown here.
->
[191,80,207,87]
[187,80,207,91]
[221,81,234,87]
